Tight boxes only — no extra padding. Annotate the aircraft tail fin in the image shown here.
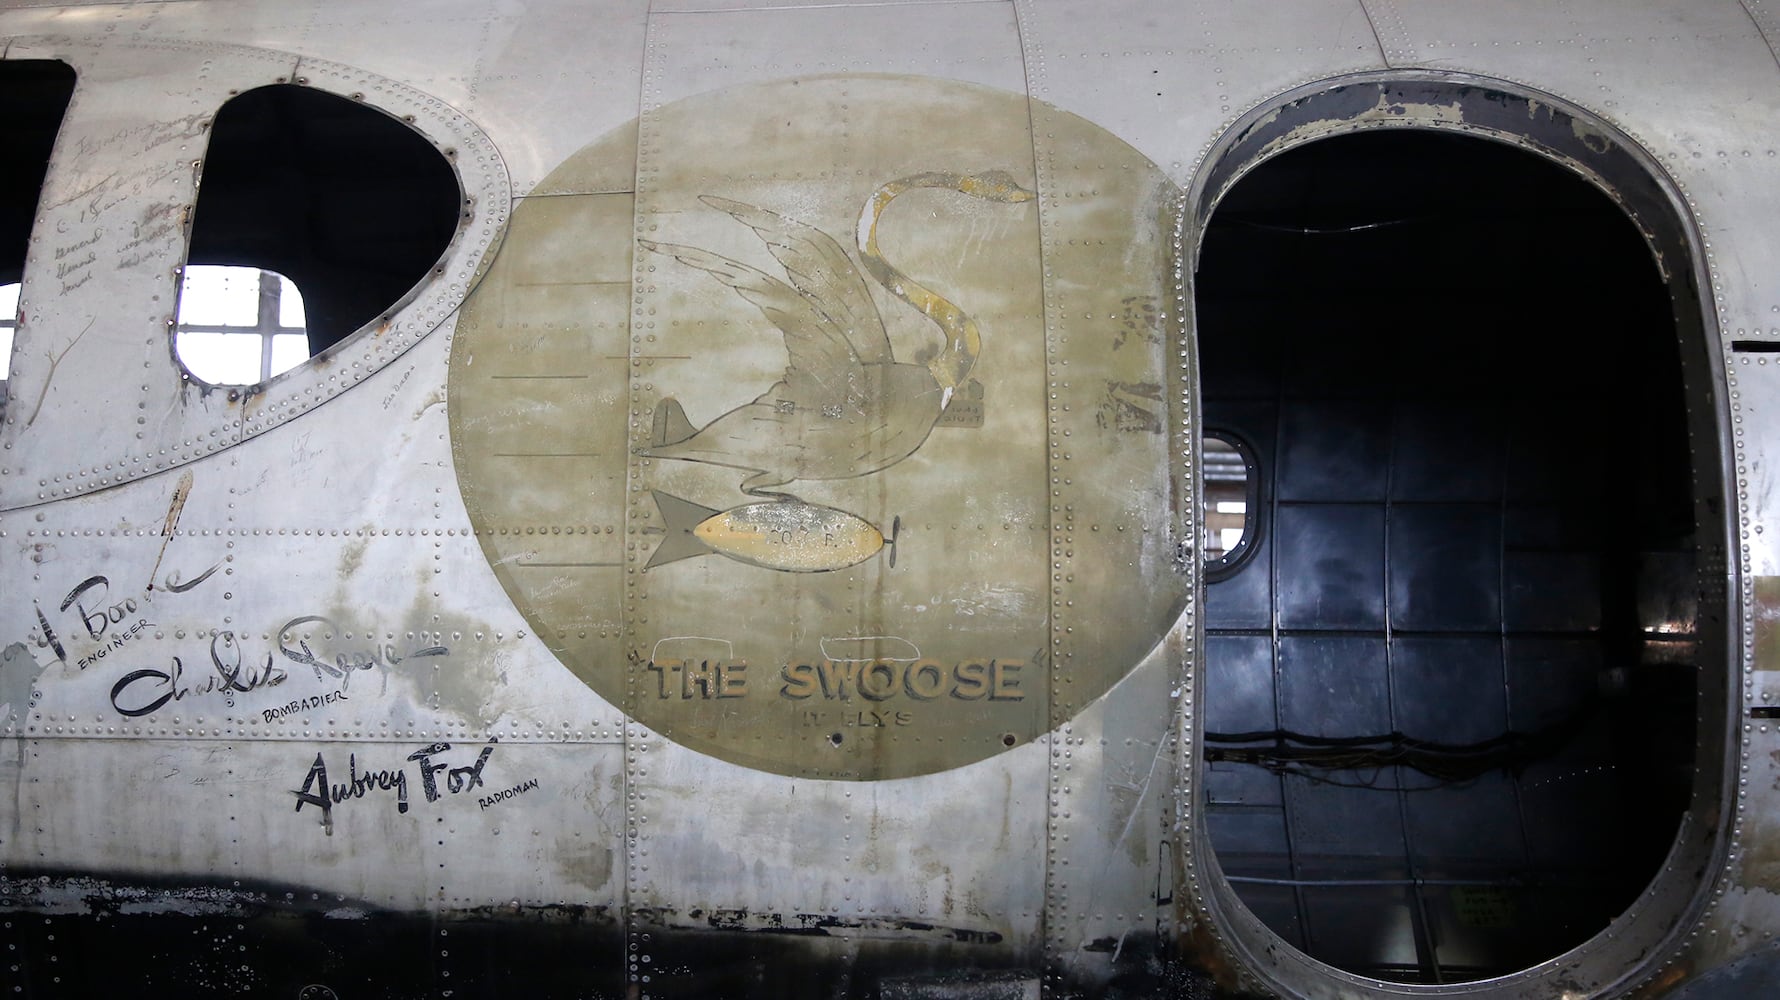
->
[650,398,698,449]
[646,490,721,569]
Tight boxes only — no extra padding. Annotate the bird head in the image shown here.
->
[956,170,1037,205]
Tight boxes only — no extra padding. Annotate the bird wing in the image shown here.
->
[699,195,894,367]
[640,239,860,398]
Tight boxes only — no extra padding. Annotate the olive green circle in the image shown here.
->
[449,75,1186,779]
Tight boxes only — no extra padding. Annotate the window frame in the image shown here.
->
[1180,69,1732,1000]
[1202,429,1262,582]
[172,265,309,387]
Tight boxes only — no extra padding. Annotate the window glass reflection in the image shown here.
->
[173,265,310,385]
[0,282,18,387]
[1204,433,1256,571]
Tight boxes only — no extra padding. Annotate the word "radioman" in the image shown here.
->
[479,777,539,811]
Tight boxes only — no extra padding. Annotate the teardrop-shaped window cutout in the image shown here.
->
[0,60,76,416]
[178,83,460,386]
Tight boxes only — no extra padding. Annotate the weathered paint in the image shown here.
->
[448,74,1186,781]
[0,2,1766,997]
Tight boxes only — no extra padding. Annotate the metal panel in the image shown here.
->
[1388,505,1501,633]
[1042,647,1178,987]
[1502,638,1602,731]
[1712,355,1780,973]
[0,37,510,511]
[6,736,624,910]
[1389,403,1503,503]
[620,9,1054,995]
[1371,0,1780,347]
[1284,773,1406,863]
[1203,635,1272,734]
[0,0,642,198]
[1017,6,1194,978]
[2,303,630,939]
[627,729,1049,994]
[1277,636,1389,737]
[1205,786,1290,870]
[5,330,624,743]
[1390,637,1503,744]
[646,1,1028,105]
[1736,359,1780,577]
[456,0,649,195]
[1204,524,1273,629]
[0,39,287,509]
[1275,507,1386,630]
[1751,0,1780,61]
[447,180,635,732]
[1503,550,1602,632]
[1014,0,1383,189]
[1403,774,1525,868]
[42,0,516,110]
[1299,886,1416,972]
[656,0,1009,9]
[1275,401,1389,502]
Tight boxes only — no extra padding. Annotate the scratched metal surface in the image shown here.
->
[0,1,1772,997]
[1318,5,1757,997]
[1364,0,1780,351]
[1172,77,1734,1000]
[618,5,1181,992]
[0,33,510,509]
[1014,0,1386,191]
[1710,356,1780,981]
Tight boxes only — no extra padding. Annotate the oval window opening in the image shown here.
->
[177,83,461,386]
[1204,432,1258,578]
[1198,129,1701,983]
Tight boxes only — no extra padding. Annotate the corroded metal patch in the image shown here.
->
[449,76,1183,778]
[1757,576,1780,670]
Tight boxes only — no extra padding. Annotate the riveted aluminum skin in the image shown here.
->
[0,2,1770,998]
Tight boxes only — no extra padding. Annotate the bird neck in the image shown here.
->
[856,172,1030,393]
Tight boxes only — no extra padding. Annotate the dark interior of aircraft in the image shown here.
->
[186,83,462,360]
[0,61,74,412]
[1197,129,1700,983]
[0,61,73,291]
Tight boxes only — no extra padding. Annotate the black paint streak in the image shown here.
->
[33,602,67,665]
[651,906,1004,945]
[293,751,410,819]
[109,632,287,717]
[0,869,1216,999]
[161,562,222,593]
[292,740,498,828]
[275,616,449,691]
